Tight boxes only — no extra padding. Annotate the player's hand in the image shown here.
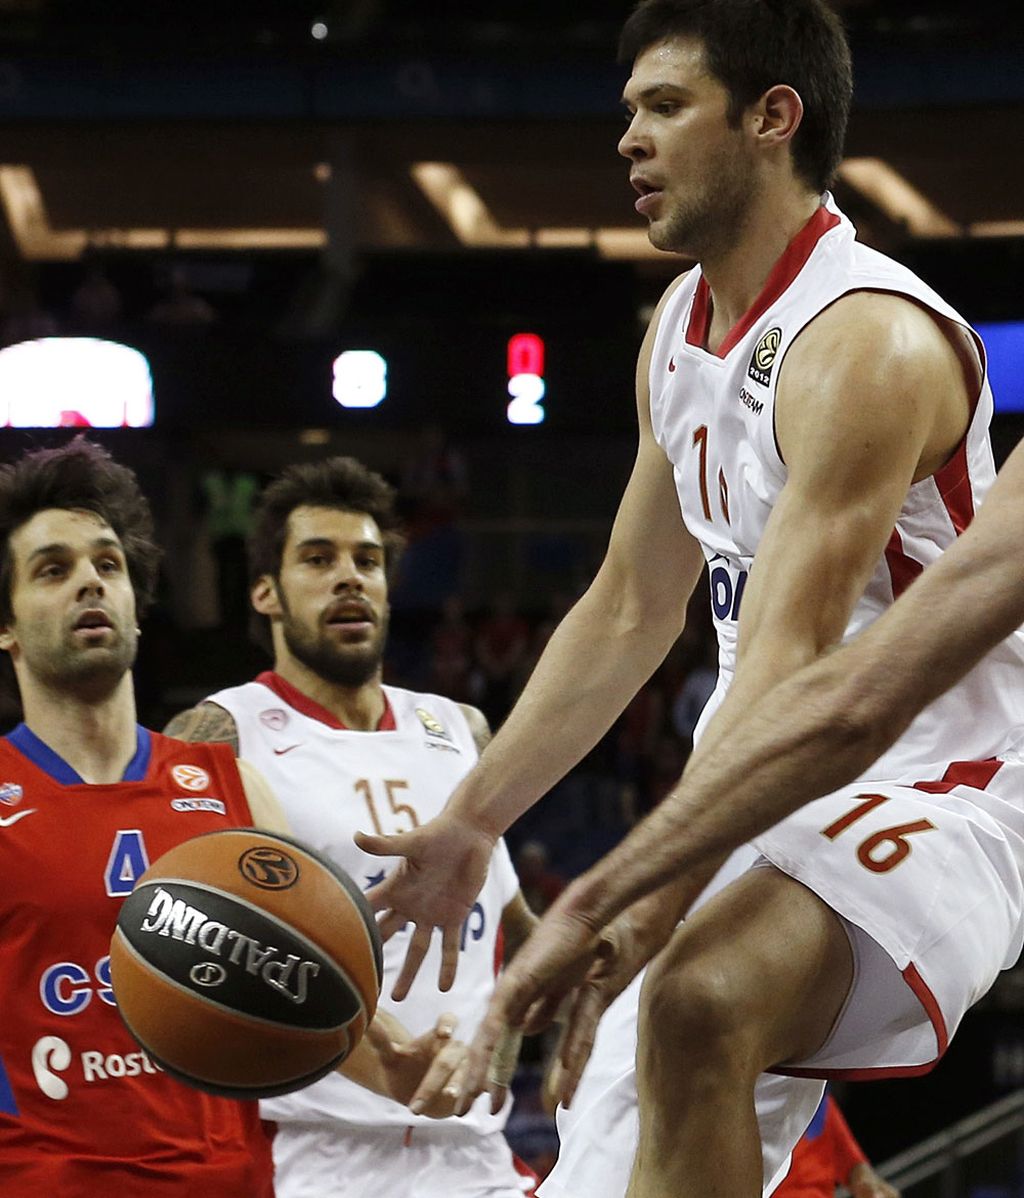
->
[356,812,496,1000]
[453,883,607,1113]
[367,1013,469,1119]
[849,1164,900,1197]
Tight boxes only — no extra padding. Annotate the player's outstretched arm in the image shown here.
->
[357,274,705,992]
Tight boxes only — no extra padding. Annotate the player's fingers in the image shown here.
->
[520,991,566,1036]
[408,1040,467,1116]
[430,1012,457,1044]
[558,986,604,1109]
[456,1008,504,1115]
[375,910,409,942]
[390,924,433,1001]
[488,1081,509,1116]
[438,923,462,991]
[354,828,415,859]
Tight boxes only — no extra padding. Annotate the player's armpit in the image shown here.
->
[163,701,240,754]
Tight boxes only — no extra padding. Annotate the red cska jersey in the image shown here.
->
[0,724,275,1197]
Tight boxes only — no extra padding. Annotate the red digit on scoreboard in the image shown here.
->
[507,333,545,380]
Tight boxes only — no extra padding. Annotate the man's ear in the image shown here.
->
[753,83,804,149]
[251,575,282,617]
[0,624,16,654]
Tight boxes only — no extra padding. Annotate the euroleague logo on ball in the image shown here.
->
[239,846,300,890]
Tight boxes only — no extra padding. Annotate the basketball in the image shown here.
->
[109,827,383,1099]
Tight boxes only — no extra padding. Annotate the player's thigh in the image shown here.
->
[639,866,853,1070]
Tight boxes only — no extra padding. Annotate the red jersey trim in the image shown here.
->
[884,527,924,600]
[913,756,1004,795]
[513,1153,541,1196]
[884,324,981,594]
[685,205,842,357]
[255,671,396,731]
[933,438,975,535]
[772,965,948,1083]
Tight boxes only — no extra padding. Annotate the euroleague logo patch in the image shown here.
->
[747,327,782,387]
[239,845,300,890]
[171,765,211,792]
[415,707,452,742]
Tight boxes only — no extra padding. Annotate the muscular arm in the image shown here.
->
[557,293,988,927]
[163,702,239,755]
[561,436,1024,927]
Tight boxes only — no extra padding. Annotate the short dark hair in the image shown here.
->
[619,0,852,193]
[247,456,405,652]
[0,438,161,625]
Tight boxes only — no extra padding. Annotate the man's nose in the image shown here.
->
[76,564,106,599]
[618,116,650,161]
[332,557,363,591]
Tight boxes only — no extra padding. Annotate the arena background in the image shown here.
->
[1,0,1022,1186]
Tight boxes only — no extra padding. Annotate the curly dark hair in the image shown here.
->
[619,0,852,194]
[0,438,162,625]
[247,456,405,652]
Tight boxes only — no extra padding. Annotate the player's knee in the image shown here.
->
[638,947,757,1073]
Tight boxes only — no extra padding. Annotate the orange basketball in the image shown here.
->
[109,828,382,1099]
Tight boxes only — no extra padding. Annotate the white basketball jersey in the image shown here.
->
[649,193,1024,778]
[206,674,520,1135]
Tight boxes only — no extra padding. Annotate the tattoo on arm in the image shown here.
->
[459,704,493,755]
[163,703,239,755]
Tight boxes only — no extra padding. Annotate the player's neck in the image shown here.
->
[272,657,385,731]
[699,185,821,355]
[17,671,140,783]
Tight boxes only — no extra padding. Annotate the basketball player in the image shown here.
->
[354,2,1024,1195]
[0,440,478,1197]
[165,455,540,1198]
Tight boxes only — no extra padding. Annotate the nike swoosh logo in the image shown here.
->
[0,809,37,827]
[273,745,301,756]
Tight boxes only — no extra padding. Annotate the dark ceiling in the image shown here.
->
[0,0,1020,280]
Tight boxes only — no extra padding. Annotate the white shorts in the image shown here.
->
[272,1120,537,1198]
[757,762,1024,1076]
[539,758,1024,1198]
